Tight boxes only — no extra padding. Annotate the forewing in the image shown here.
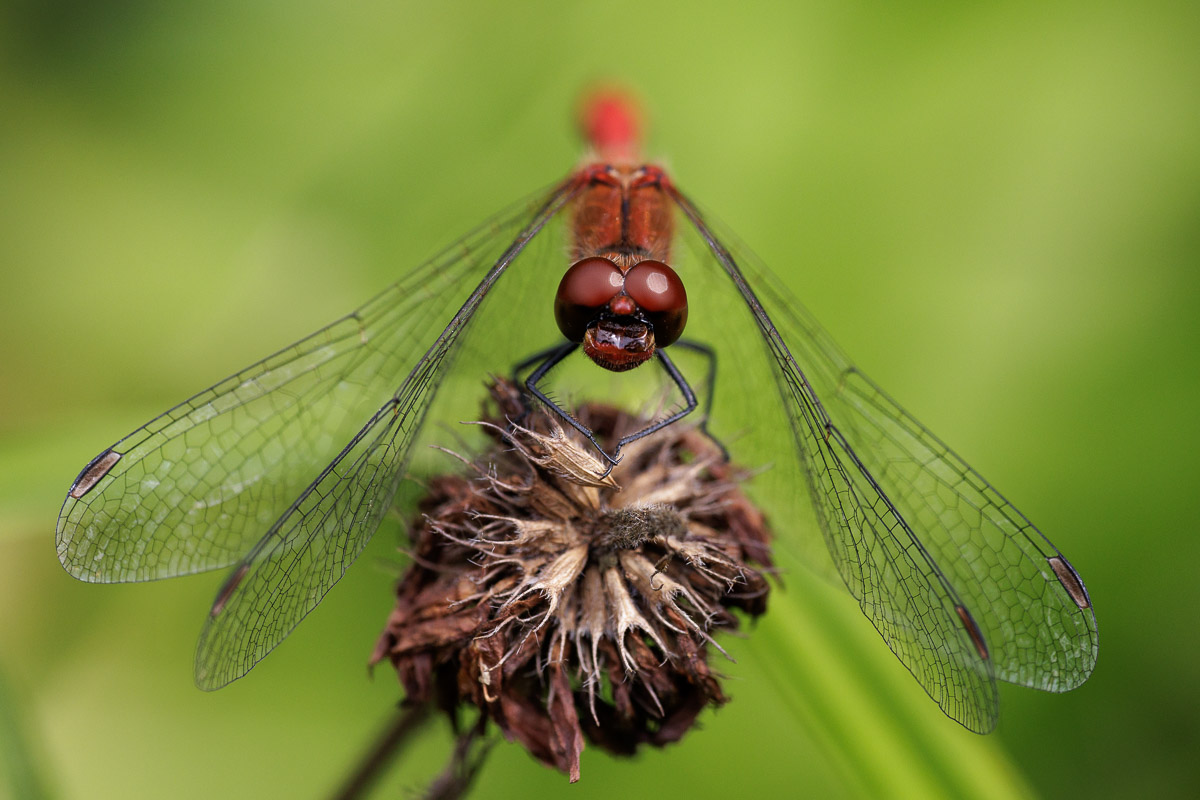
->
[673,190,999,732]
[193,183,577,689]
[674,189,1096,705]
[57,186,563,583]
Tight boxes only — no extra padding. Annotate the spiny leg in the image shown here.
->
[518,342,621,468]
[518,341,727,472]
[671,339,729,461]
[611,349,699,453]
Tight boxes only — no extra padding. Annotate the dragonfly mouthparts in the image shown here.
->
[583,318,655,372]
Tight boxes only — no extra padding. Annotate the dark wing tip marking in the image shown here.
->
[68,449,122,499]
[955,604,990,661]
[1048,556,1091,610]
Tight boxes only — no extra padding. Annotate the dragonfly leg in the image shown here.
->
[670,340,729,461]
[513,342,574,425]
[518,342,622,469]
[517,341,728,474]
[611,349,700,454]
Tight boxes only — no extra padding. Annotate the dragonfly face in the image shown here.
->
[554,255,688,371]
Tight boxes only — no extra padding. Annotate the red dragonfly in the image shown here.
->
[56,92,1097,733]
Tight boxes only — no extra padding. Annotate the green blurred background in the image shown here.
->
[1,1,1197,797]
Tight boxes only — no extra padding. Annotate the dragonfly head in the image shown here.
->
[555,256,688,373]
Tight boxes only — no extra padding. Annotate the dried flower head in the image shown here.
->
[371,381,772,784]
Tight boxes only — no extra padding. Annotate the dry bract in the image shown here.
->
[371,381,772,783]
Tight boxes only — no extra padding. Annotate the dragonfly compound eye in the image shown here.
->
[555,257,624,342]
[624,260,688,347]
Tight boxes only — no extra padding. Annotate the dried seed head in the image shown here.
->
[371,380,773,783]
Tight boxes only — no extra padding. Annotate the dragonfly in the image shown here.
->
[56,92,1097,733]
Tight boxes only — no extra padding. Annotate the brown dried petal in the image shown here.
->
[548,664,584,782]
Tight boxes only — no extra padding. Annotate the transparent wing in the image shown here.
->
[56,185,565,584]
[673,189,1095,732]
[692,208,1098,696]
[192,183,577,689]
